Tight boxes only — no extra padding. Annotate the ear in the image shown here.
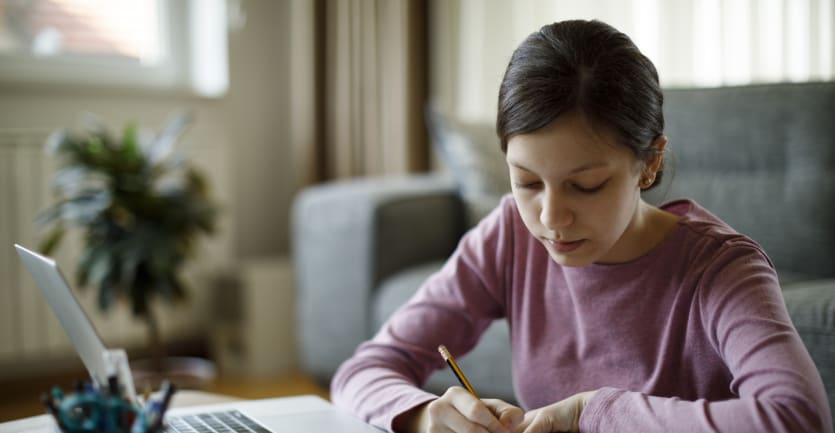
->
[644,134,668,176]
[638,135,668,189]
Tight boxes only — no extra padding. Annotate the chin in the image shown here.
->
[550,255,595,267]
[546,250,597,267]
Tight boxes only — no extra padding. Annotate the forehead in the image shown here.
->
[506,112,633,169]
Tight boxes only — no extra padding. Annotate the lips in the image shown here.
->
[545,238,585,253]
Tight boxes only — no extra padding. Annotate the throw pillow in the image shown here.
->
[426,109,511,226]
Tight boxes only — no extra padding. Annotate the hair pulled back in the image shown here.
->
[497,20,665,187]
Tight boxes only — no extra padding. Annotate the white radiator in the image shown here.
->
[0,128,68,372]
[0,129,230,379]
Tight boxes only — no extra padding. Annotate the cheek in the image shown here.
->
[511,190,542,231]
[583,181,639,231]
[607,185,640,228]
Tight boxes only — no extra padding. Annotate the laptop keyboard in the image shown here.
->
[165,411,270,433]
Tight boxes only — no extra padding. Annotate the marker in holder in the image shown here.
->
[42,376,176,433]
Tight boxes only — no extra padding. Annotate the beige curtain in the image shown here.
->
[289,0,428,186]
[431,0,835,123]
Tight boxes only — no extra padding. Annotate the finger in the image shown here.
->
[445,387,508,433]
[520,410,554,433]
[510,416,530,433]
[428,397,490,433]
[482,399,524,430]
[515,411,534,433]
[521,401,581,433]
[446,409,492,433]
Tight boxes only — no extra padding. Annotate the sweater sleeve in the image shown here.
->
[580,240,833,433]
[330,198,515,432]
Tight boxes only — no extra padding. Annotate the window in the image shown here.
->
[0,0,228,97]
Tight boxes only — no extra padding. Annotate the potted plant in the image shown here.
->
[37,112,218,387]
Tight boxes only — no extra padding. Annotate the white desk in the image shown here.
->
[0,393,382,433]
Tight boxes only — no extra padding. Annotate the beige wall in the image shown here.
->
[0,0,294,261]
[0,0,300,377]
[225,0,293,258]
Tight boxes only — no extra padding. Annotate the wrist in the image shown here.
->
[392,401,431,433]
[581,390,598,408]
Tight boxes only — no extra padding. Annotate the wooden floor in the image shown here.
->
[0,370,329,423]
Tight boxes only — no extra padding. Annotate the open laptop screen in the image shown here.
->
[14,244,111,387]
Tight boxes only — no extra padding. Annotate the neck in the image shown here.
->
[598,199,679,264]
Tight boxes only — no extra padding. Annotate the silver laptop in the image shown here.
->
[14,244,382,433]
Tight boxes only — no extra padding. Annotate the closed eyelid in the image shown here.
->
[573,178,609,192]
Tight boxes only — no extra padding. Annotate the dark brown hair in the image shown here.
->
[497,20,665,188]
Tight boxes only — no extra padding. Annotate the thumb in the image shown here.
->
[482,399,525,431]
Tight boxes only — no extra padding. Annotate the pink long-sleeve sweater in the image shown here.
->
[331,196,833,433]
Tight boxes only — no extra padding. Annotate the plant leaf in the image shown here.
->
[86,247,113,291]
[39,227,65,255]
[98,279,118,311]
[57,191,112,225]
[120,122,144,171]
[50,166,109,198]
[146,111,192,166]
[44,129,69,155]
[40,112,218,319]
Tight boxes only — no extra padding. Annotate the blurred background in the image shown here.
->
[0,0,833,421]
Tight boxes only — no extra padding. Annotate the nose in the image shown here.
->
[540,188,574,232]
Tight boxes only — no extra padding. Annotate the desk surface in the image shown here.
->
[0,391,242,433]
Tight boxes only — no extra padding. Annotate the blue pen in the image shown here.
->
[148,381,177,432]
[131,410,149,433]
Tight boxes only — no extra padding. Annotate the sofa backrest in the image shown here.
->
[645,82,835,279]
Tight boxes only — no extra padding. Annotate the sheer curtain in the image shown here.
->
[431,0,835,122]
[288,0,428,186]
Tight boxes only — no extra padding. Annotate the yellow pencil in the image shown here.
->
[438,344,480,399]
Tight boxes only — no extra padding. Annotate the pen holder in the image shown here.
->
[43,379,176,433]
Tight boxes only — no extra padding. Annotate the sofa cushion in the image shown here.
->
[782,279,835,420]
[373,262,516,402]
[644,82,835,278]
[427,110,510,226]
[373,261,446,329]
[293,175,463,382]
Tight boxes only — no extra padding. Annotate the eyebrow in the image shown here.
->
[507,160,608,175]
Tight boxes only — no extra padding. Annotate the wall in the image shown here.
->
[0,0,294,375]
[225,0,293,258]
[0,0,293,260]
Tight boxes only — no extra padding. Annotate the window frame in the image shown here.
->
[0,0,225,97]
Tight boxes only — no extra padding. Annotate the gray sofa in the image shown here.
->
[292,82,835,421]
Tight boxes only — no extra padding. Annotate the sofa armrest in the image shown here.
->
[291,174,465,383]
[782,279,835,423]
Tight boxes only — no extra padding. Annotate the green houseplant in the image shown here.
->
[38,112,217,376]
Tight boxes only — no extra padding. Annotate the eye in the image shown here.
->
[573,179,609,194]
[512,181,543,190]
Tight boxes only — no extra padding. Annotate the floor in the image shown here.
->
[0,369,329,423]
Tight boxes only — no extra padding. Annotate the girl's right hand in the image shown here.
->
[398,386,524,433]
